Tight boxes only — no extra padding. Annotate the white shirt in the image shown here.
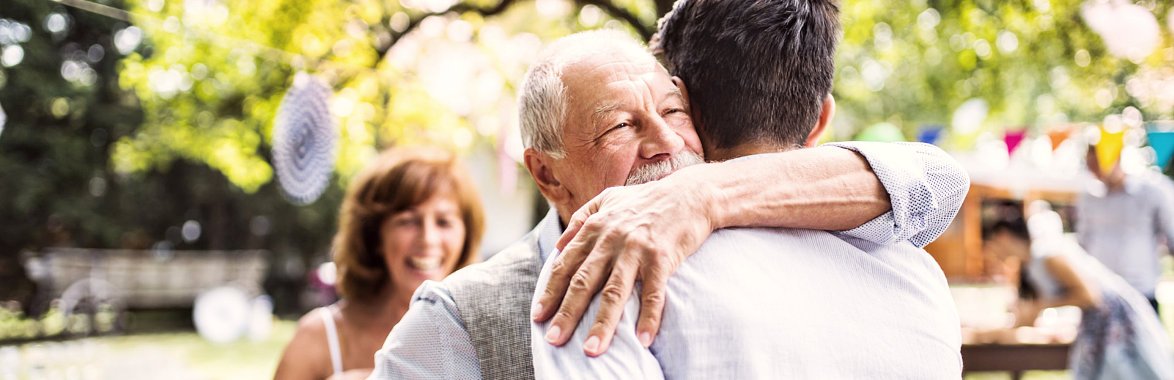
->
[530,149,966,379]
[1076,171,1174,296]
[371,142,969,379]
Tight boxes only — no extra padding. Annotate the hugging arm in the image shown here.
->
[532,142,969,355]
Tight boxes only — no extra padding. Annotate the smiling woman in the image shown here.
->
[273,147,484,380]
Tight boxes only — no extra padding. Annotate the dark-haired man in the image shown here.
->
[371,28,967,379]
[530,0,964,377]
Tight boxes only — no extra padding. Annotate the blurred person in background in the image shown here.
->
[1078,146,1174,316]
[985,204,1174,380]
[274,147,484,380]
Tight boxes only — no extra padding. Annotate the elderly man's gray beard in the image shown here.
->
[624,151,705,186]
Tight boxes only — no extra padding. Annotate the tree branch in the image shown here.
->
[371,0,657,67]
[576,0,654,41]
[374,0,520,66]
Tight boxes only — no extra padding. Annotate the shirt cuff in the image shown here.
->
[824,142,937,245]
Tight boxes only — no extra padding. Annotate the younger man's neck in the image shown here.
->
[706,142,800,162]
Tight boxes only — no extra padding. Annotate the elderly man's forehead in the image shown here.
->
[567,58,664,81]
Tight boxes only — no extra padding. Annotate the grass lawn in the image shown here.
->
[2,320,296,380]
[3,297,1172,379]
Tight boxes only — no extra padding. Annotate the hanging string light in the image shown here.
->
[272,72,336,205]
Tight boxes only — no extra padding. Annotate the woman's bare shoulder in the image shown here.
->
[273,307,334,380]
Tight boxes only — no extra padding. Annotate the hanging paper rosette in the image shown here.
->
[272,72,337,205]
[1169,9,1174,35]
[0,101,6,139]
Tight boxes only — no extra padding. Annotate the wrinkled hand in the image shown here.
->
[530,174,717,356]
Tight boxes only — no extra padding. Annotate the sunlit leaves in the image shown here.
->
[115,0,638,192]
[835,0,1174,140]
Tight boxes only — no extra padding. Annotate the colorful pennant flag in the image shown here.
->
[1045,125,1074,151]
[1147,131,1174,170]
[1095,127,1126,174]
[1004,130,1027,156]
[917,125,944,145]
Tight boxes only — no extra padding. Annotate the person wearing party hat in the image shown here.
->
[1078,126,1174,316]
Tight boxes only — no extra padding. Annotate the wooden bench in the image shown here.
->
[23,248,268,336]
[962,343,1070,380]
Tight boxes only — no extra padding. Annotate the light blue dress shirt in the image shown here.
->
[1076,171,1174,297]
[370,142,968,379]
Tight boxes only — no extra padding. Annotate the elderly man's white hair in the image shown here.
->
[518,30,656,159]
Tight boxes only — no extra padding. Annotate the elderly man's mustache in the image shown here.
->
[625,152,704,186]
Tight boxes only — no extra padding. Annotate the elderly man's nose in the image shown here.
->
[640,119,686,159]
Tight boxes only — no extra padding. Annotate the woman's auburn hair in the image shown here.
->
[332,147,485,302]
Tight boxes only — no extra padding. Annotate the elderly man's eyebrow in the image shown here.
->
[592,102,621,128]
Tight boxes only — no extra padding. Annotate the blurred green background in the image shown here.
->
[1,0,1173,377]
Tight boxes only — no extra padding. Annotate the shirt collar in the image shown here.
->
[1122,174,1142,195]
[721,151,780,163]
[1085,174,1141,197]
[535,209,563,263]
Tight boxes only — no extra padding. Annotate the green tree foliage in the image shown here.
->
[112,0,661,192]
[111,0,1173,193]
[0,0,143,304]
[0,0,343,313]
[3,0,1172,311]
[835,0,1174,141]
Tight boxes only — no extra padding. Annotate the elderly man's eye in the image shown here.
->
[611,122,631,131]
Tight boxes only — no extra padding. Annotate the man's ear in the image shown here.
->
[524,148,570,204]
[673,75,713,156]
[804,94,836,147]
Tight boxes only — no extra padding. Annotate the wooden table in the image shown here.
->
[962,343,1070,380]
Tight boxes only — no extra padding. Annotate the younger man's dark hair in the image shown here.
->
[654,0,841,150]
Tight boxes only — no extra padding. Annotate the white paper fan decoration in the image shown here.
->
[1168,9,1173,35]
[273,72,337,205]
[0,102,6,139]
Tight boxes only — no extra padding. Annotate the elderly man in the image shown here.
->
[529,0,964,378]
[371,32,966,380]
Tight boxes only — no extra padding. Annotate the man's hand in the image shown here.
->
[530,173,716,356]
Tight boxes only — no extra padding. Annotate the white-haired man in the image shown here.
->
[370,30,966,379]
[530,0,964,377]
